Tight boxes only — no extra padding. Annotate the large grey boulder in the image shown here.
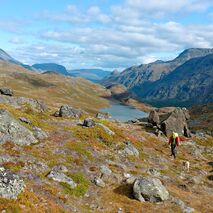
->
[0,167,25,199]
[59,105,81,118]
[133,177,169,202]
[0,95,47,112]
[48,170,77,189]
[0,88,13,96]
[119,142,139,157]
[148,108,191,137]
[0,110,38,145]
[83,118,96,127]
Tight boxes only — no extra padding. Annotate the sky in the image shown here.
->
[0,0,213,70]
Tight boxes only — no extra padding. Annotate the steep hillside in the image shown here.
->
[102,48,213,89]
[0,61,109,113]
[137,54,213,107]
[0,48,21,65]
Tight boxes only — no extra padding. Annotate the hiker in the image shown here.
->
[168,132,180,159]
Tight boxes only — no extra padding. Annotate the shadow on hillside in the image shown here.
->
[207,162,213,181]
[113,183,134,199]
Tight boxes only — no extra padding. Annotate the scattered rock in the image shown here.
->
[0,167,25,199]
[94,177,106,188]
[0,95,47,112]
[19,117,31,124]
[52,165,68,173]
[96,113,109,120]
[0,88,13,96]
[59,105,81,118]
[48,170,77,189]
[100,165,112,177]
[0,110,38,145]
[32,126,48,140]
[147,168,160,177]
[133,177,169,202]
[83,118,96,127]
[97,123,115,135]
[119,142,139,157]
[172,197,195,213]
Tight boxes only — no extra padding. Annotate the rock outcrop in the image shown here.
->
[83,118,96,127]
[0,110,38,145]
[119,142,139,157]
[32,126,48,140]
[133,177,169,202]
[148,108,191,137]
[59,105,81,118]
[0,167,25,199]
[0,95,47,112]
[0,88,13,96]
[48,167,77,189]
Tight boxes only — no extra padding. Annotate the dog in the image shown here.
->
[182,161,190,172]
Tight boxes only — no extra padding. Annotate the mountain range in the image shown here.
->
[102,48,213,107]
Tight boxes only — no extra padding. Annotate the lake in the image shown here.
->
[101,102,148,122]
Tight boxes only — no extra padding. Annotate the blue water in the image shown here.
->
[101,102,148,122]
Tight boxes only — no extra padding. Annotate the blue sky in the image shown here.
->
[0,0,213,70]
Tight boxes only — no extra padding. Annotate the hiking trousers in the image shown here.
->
[171,143,177,159]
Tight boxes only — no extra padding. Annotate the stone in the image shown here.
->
[100,165,112,176]
[52,165,68,173]
[96,113,109,120]
[126,176,137,185]
[32,126,48,140]
[147,168,160,177]
[0,167,25,199]
[0,110,38,145]
[48,170,77,189]
[133,177,169,202]
[0,95,47,112]
[0,88,13,96]
[94,177,105,188]
[148,110,160,125]
[97,123,115,135]
[120,142,139,157]
[83,118,96,127]
[172,197,195,213]
[19,117,31,124]
[160,108,191,137]
[59,105,81,118]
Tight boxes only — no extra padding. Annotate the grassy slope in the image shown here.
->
[0,61,109,113]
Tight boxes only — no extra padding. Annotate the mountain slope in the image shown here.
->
[69,69,111,82]
[32,63,69,75]
[0,61,109,112]
[102,48,213,89]
[137,54,213,106]
[0,48,21,64]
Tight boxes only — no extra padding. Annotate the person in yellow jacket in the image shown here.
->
[168,132,180,159]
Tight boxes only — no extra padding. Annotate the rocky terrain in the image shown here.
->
[0,59,212,212]
[102,48,213,107]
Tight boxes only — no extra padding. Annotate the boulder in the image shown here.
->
[0,110,38,145]
[96,113,109,120]
[100,165,112,177]
[19,117,31,124]
[0,88,13,96]
[133,177,169,202]
[147,108,191,137]
[32,126,48,140]
[97,123,115,135]
[83,118,96,127]
[148,110,159,125]
[0,167,25,199]
[119,142,139,157]
[48,170,77,189]
[93,177,106,188]
[59,105,81,118]
[0,95,47,112]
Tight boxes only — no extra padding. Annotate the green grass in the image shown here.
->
[60,173,90,197]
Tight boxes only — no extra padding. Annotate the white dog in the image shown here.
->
[182,161,190,172]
